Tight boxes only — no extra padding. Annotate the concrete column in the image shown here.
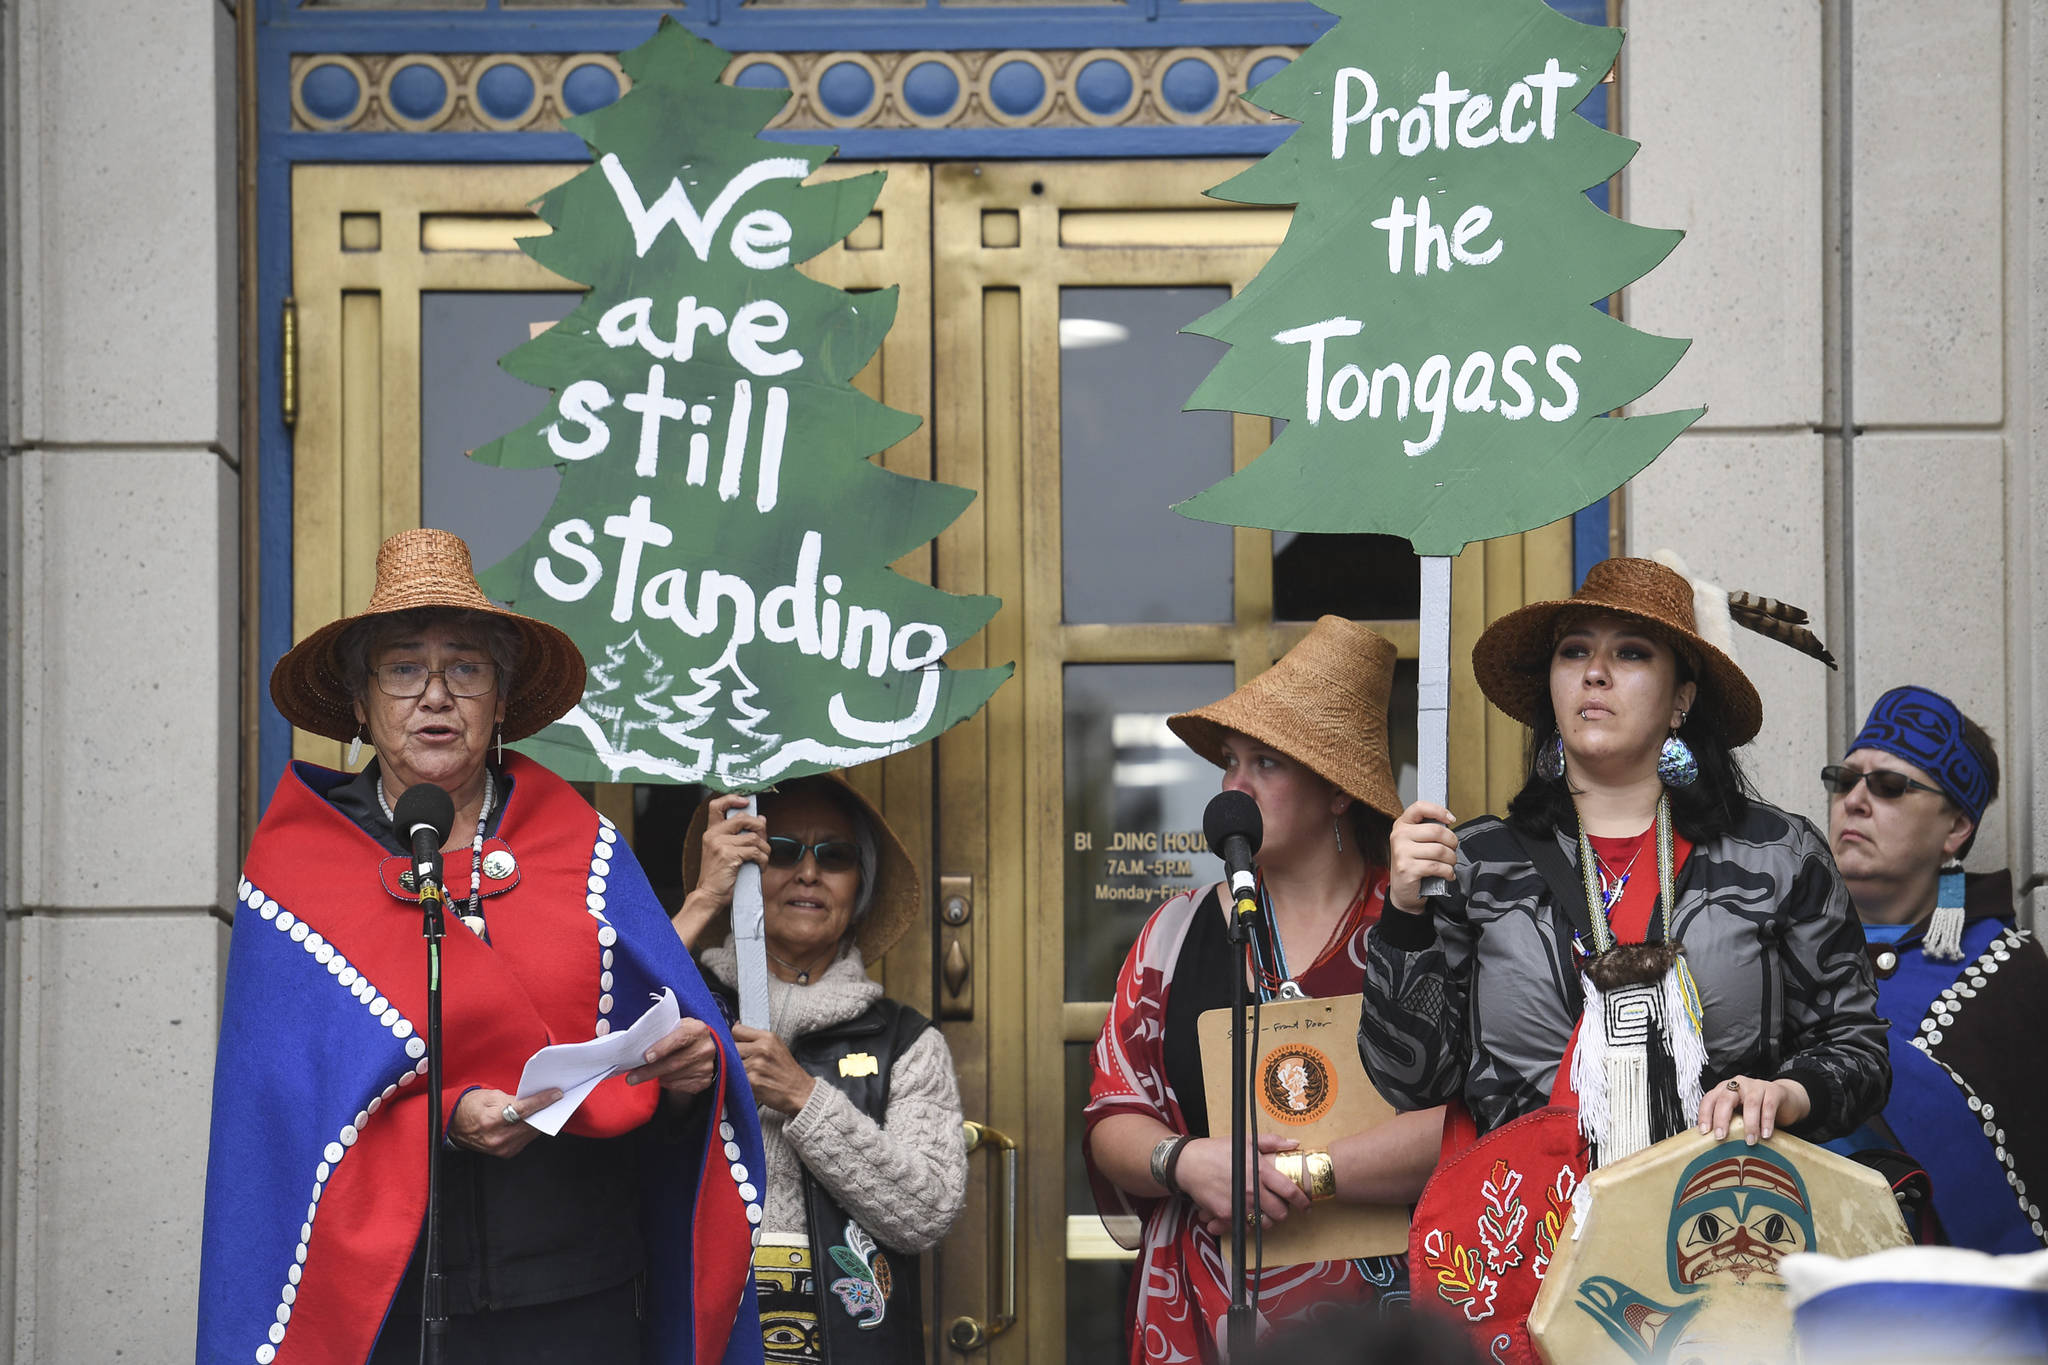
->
[1849,0,2019,880]
[1624,0,2040,916]
[1,0,240,1359]
[1621,1,1832,830]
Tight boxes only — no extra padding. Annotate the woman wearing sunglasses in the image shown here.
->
[1822,686,2048,1253]
[676,773,967,1365]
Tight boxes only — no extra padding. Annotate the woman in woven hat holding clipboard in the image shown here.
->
[198,529,763,1365]
[1362,556,1887,1358]
[1084,616,1446,1363]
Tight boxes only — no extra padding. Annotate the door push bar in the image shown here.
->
[948,1120,1018,1352]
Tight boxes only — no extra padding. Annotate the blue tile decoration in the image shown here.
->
[1161,55,1220,116]
[732,60,790,90]
[288,46,1308,137]
[902,59,961,119]
[1247,53,1292,92]
[475,60,537,121]
[386,61,450,122]
[1075,56,1136,116]
[300,61,362,123]
[988,58,1048,118]
[817,59,877,119]
[560,60,621,113]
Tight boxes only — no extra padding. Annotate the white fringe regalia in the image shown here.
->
[1569,793,1708,1170]
[1571,953,1708,1167]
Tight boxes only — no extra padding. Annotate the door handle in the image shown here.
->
[948,1120,1018,1352]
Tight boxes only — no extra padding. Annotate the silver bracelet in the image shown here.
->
[1149,1135,1190,1192]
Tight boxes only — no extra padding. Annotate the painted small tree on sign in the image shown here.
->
[1176,0,1702,557]
[472,18,1010,791]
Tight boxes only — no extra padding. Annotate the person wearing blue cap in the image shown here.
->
[1824,685,2048,1253]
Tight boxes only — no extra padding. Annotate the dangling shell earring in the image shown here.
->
[1657,712,1699,788]
[346,726,364,768]
[1334,818,1343,853]
[1536,732,1566,781]
[1924,862,1967,962]
[495,723,504,766]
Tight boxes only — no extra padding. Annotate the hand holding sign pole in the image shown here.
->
[1177,0,1703,896]
[729,798,771,1029]
[471,19,1010,1023]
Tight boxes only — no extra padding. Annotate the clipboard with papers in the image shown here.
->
[1197,992,1411,1266]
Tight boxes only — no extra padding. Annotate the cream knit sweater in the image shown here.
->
[702,942,968,1254]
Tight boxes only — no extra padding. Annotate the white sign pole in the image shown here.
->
[1418,555,1452,897]
[731,795,774,1028]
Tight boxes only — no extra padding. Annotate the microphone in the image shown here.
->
[392,783,456,905]
[1203,790,1263,921]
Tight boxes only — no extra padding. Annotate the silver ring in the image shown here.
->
[502,1104,521,1124]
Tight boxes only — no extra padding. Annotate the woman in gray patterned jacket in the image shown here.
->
[1361,557,1887,1163]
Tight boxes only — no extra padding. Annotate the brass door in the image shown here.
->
[286,158,1571,1363]
[925,160,1572,1361]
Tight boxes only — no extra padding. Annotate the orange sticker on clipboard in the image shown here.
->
[1259,1042,1336,1125]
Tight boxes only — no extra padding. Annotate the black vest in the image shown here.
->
[714,981,935,1364]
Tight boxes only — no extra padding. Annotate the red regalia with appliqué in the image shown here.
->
[1408,831,1694,1365]
[1084,876,1406,1364]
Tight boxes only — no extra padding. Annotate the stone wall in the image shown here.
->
[1624,0,2042,923]
[1,1,240,1359]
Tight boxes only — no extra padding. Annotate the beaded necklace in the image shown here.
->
[1588,838,1646,914]
[1576,793,1675,957]
[378,767,495,938]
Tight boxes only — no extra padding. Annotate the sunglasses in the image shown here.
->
[766,836,860,873]
[1819,764,1947,801]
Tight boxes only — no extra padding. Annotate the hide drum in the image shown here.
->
[1529,1120,1908,1365]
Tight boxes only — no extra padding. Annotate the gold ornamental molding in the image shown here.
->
[289,46,1300,134]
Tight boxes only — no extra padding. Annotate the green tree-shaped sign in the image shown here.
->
[1175,0,1702,557]
[473,18,1010,791]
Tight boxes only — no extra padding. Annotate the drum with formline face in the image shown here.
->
[1528,1121,1909,1365]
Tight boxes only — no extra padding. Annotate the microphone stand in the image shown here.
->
[1226,885,1258,1360]
[417,866,449,1365]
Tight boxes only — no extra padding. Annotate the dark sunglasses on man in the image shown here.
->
[1819,764,1947,801]
[766,836,860,873]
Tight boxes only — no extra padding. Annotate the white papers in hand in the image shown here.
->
[513,988,682,1136]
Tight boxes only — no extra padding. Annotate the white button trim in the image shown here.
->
[241,875,438,1365]
[1914,927,2043,1247]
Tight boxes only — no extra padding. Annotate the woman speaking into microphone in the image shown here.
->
[198,530,762,1365]
[1083,617,1444,1363]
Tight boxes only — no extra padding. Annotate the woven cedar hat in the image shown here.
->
[270,528,586,744]
[1471,556,1763,746]
[682,770,921,963]
[1167,616,1403,822]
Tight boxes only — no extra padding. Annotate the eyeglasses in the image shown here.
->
[766,836,860,873]
[373,660,498,698]
[1819,764,1946,801]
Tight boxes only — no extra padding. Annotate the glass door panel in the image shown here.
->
[1058,287,1234,625]
[417,290,574,574]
